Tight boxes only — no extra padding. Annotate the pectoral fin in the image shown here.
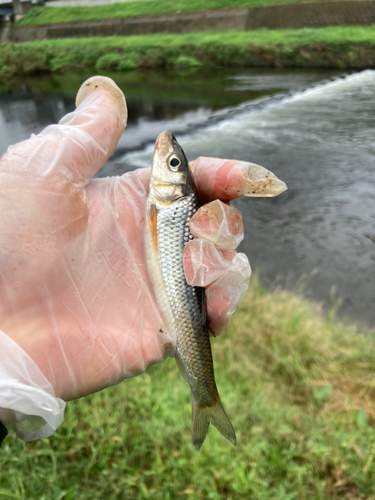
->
[148,202,159,251]
[175,354,189,384]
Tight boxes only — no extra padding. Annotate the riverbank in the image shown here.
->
[10,1,375,43]
[1,277,374,498]
[15,0,337,26]
[1,26,375,77]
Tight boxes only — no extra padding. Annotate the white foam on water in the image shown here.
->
[116,107,212,152]
[120,70,375,168]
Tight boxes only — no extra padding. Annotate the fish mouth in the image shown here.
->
[154,129,177,156]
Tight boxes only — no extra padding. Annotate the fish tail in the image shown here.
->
[191,393,236,450]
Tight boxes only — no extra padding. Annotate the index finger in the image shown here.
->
[189,157,287,203]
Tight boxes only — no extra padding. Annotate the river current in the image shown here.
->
[0,68,374,327]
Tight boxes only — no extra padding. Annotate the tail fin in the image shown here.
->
[191,394,236,451]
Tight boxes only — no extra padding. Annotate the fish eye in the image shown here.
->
[169,156,181,171]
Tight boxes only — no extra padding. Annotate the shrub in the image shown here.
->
[137,47,168,68]
[118,57,137,71]
[0,64,16,76]
[172,55,203,67]
[95,53,122,71]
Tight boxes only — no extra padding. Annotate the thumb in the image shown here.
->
[0,76,127,184]
[56,76,127,182]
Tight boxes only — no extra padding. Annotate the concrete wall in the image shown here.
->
[0,17,11,42]
[11,8,249,41]
[8,1,375,43]
[246,1,375,29]
[0,0,32,15]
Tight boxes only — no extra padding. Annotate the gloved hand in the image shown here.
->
[0,77,286,439]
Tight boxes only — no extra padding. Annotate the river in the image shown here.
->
[0,68,374,328]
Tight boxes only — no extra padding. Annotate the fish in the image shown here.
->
[146,129,236,450]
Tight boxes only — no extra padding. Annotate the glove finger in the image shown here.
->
[189,157,287,202]
[0,76,127,184]
[190,199,244,250]
[208,314,231,338]
[206,253,251,335]
[183,239,235,287]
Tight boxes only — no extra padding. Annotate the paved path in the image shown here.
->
[45,0,151,7]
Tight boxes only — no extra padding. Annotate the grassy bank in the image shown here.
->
[16,0,328,27]
[1,278,375,499]
[1,27,375,77]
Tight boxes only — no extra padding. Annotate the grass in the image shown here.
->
[2,26,375,77]
[16,0,334,27]
[1,277,375,499]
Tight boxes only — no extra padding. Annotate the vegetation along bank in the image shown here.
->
[15,0,335,27]
[1,278,375,499]
[1,26,375,77]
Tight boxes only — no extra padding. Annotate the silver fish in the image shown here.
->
[146,129,235,450]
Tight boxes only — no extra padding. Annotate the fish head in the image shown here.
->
[150,129,196,205]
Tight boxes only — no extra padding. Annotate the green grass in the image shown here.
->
[1,277,375,499]
[2,26,375,77]
[16,0,333,27]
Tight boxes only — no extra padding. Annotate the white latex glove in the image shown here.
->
[0,77,286,439]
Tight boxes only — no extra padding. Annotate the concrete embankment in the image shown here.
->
[3,1,375,42]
